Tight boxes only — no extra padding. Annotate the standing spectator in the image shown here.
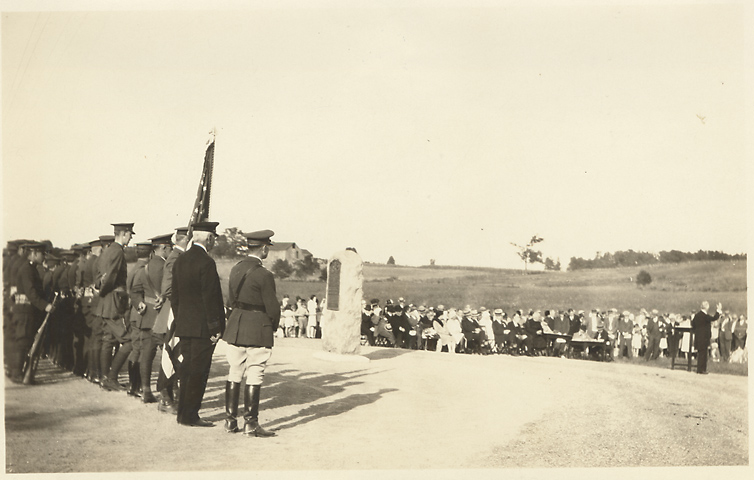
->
[692,301,722,375]
[282,305,296,338]
[306,295,318,338]
[718,313,734,362]
[732,315,747,351]
[644,311,662,361]
[617,312,634,358]
[294,297,307,338]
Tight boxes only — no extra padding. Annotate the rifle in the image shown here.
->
[22,293,59,385]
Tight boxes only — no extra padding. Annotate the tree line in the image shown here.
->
[568,249,746,271]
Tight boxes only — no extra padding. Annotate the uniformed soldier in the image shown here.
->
[70,243,91,377]
[223,229,280,437]
[89,235,113,383]
[4,241,22,377]
[124,241,152,397]
[98,223,135,392]
[50,249,76,370]
[78,240,99,381]
[130,233,173,403]
[8,242,55,384]
[155,226,189,414]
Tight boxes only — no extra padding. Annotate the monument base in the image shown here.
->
[313,351,370,364]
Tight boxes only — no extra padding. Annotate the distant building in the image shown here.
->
[264,242,305,268]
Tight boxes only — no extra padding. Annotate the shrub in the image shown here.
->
[636,270,652,287]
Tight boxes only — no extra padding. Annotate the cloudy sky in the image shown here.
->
[2,0,750,268]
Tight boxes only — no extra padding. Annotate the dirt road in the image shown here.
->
[4,338,749,475]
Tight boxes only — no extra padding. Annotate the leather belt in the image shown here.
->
[14,293,30,305]
[235,302,266,313]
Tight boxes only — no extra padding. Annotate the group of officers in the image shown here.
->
[4,221,282,436]
[361,299,734,374]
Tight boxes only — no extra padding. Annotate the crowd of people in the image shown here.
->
[359,297,748,369]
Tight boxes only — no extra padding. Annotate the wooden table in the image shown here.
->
[671,325,696,372]
[543,332,571,356]
[568,338,607,361]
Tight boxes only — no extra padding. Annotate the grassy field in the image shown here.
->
[209,258,747,315]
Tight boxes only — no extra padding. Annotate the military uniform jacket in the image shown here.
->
[171,244,225,339]
[223,256,280,348]
[130,256,166,330]
[96,242,129,319]
[13,261,50,338]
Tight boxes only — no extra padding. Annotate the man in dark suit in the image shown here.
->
[223,230,280,437]
[692,301,722,374]
[98,223,135,392]
[171,221,225,427]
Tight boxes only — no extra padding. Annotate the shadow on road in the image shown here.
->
[200,366,392,425]
[265,387,398,431]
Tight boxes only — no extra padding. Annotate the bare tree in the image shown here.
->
[511,235,545,273]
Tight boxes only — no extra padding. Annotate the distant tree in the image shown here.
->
[293,253,319,278]
[387,256,396,265]
[271,259,293,279]
[636,270,652,287]
[319,266,328,281]
[212,227,246,258]
[544,257,561,271]
[511,235,544,273]
[429,259,436,266]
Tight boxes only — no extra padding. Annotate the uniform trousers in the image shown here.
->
[88,315,103,369]
[139,329,163,388]
[225,344,271,386]
[127,320,142,364]
[176,336,215,424]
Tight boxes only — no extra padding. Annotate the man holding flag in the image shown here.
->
[171,221,225,427]
[154,226,189,414]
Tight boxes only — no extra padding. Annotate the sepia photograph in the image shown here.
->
[2,0,751,478]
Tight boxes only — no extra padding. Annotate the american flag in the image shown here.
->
[187,140,215,233]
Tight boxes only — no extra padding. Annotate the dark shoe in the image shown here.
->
[180,418,214,427]
[141,390,158,403]
[158,400,178,415]
[101,377,126,391]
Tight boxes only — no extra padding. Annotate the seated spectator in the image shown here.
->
[433,309,455,354]
[491,309,508,353]
[460,308,484,354]
[445,309,464,353]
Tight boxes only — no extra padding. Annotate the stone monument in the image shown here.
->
[319,249,364,357]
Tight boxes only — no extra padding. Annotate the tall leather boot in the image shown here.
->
[126,361,140,397]
[243,384,276,437]
[100,346,113,384]
[224,381,241,433]
[140,360,156,403]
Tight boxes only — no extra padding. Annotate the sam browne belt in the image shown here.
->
[235,302,266,313]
